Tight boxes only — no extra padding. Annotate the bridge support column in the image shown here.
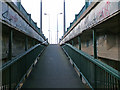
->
[118,33,120,89]
[93,29,97,88]
[8,29,13,89]
[93,29,97,59]
[78,36,81,50]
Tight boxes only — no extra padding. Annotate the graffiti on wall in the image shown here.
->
[60,0,120,45]
[1,2,44,42]
[96,0,111,21]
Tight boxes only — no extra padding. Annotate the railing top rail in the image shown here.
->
[63,43,120,80]
[0,44,43,71]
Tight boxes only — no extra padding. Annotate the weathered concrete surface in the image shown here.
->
[22,44,85,88]
[2,27,36,64]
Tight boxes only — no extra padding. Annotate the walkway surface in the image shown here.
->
[22,44,85,88]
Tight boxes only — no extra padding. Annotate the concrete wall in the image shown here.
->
[2,26,40,64]
[81,40,93,56]
[12,31,25,57]
[73,32,119,61]
[97,33,119,61]
[81,33,119,61]
[70,32,120,71]
[2,31,9,62]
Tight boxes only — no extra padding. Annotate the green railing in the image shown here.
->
[0,44,46,89]
[62,43,120,89]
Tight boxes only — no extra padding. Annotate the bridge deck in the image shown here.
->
[22,44,85,88]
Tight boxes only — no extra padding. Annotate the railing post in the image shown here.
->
[78,36,81,50]
[93,29,97,59]
[118,33,120,89]
[8,29,13,89]
[25,36,28,75]
[93,29,97,88]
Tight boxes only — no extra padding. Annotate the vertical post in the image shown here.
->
[0,4,3,87]
[8,30,13,60]
[0,2,2,86]
[40,0,42,33]
[57,13,62,44]
[17,1,21,10]
[44,13,50,43]
[118,33,120,89]
[57,14,58,44]
[78,36,81,50]
[51,31,52,44]
[48,15,50,43]
[25,36,28,51]
[85,0,89,9]
[63,0,66,35]
[25,36,28,77]
[49,30,50,43]
[93,29,97,59]
[93,29,97,88]
[8,30,13,89]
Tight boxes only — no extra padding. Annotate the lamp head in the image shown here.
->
[44,13,47,15]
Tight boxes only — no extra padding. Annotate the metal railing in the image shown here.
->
[20,5,29,20]
[62,43,120,89]
[0,44,46,89]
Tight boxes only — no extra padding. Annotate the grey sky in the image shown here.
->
[21,0,85,44]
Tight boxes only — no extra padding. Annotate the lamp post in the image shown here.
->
[63,0,66,35]
[57,13,62,44]
[40,0,42,33]
[44,13,50,43]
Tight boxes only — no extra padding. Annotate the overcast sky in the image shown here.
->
[21,0,85,44]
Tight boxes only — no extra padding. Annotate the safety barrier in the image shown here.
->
[0,44,46,89]
[62,43,120,89]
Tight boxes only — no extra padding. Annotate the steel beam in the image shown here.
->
[93,29,97,88]
[40,0,42,33]
[78,36,81,50]
[8,29,13,89]
[93,29,97,59]
[8,30,13,60]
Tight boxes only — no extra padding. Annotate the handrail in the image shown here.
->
[62,43,120,89]
[64,44,120,79]
[0,44,41,71]
[1,44,46,89]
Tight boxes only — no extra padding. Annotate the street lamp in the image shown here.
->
[63,0,66,35]
[40,0,42,33]
[57,13,63,44]
[44,13,50,43]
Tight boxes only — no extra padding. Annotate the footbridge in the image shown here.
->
[0,0,120,89]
